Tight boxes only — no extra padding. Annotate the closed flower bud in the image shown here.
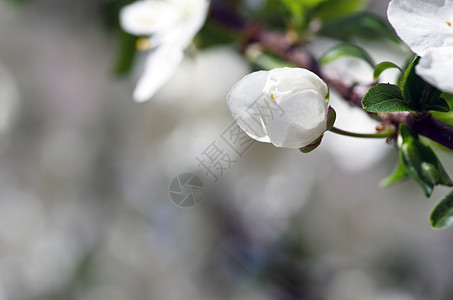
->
[227,67,333,149]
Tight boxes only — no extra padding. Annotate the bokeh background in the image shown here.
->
[0,0,453,299]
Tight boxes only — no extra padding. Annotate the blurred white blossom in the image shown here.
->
[120,0,209,102]
[227,67,331,148]
[387,0,453,93]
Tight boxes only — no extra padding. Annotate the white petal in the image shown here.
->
[262,67,328,102]
[160,0,209,48]
[133,45,184,103]
[266,90,328,148]
[416,47,453,94]
[170,0,209,14]
[226,71,271,143]
[176,0,210,48]
[387,0,453,56]
[121,0,209,49]
[120,0,182,36]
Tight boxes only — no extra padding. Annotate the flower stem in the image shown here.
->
[329,126,395,139]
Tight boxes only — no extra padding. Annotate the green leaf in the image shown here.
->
[400,143,435,197]
[300,135,323,153]
[421,162,440,186]
[431,190,453,229]
[319,12,402,45]
[320,43,374,68]
[401,56,444,112]
[326,106,336,130]
[399,123,417,143]
[362,83,415,113]
[442,93,453,106]
[426,97,450,112]
[399,125,453,197]
[431,93,453,125]
[401,57,422,105]
[380,159,407,187]
[373,61,402,80]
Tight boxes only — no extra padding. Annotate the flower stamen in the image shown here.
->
[136,38,152,51]
[446,21,453,37]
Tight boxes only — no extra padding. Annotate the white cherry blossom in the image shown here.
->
[416,47,453,94]
[387,0,453,93]
[120,0,209,102]
[227,67,331,149]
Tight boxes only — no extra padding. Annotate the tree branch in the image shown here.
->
[210,2,370,105]
[407,113,453,150]
[209,2,453,151]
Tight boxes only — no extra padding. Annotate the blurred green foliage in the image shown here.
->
[113,30,138,75]
[320,43,375,68]
[258,0,366,30]
[319,12,401,45]
[101,0,138,75]
[313,0,366,22]
[4,0,30,5]
[196,21,240,49]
